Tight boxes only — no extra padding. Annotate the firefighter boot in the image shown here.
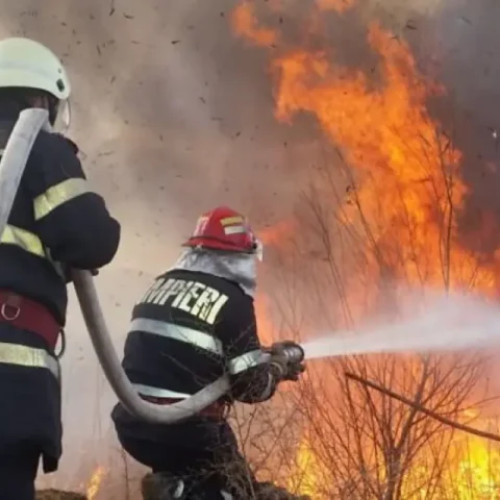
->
[141,473,186,500]
[141,472,226,500]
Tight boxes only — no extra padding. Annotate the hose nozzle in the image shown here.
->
[282,343,305,364]
[269,341,305,364]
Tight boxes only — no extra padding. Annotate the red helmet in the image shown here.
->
[184,206,261,256]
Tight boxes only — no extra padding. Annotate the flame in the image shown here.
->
[231,1,500,497]
[258,218,296,248]
[454,436,500,498]
[232,3,498,295]
[86,466,106,500]
[287,438,323,498]
[270,24,488,291]
[231,2,279,48]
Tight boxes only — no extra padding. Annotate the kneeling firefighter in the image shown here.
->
[0,38,120,499]
[112,206,308,499]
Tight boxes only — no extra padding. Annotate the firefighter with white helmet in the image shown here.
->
[0,37,120,499]
[112,206,308,499]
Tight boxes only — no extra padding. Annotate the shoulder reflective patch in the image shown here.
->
[1,224,45,257]
[0,341,59,379]
[227,349,271,375]
[130,318,224,355]
[133,383,192,399]
[33,177,88,221]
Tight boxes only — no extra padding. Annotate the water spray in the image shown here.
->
[299,290,500,361]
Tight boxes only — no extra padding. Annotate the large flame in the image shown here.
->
[231,1,500,498]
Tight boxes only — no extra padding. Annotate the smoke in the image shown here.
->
[421,0,500,255]
[0,0,495,492]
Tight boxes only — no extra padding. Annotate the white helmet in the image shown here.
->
[0,37,70,100]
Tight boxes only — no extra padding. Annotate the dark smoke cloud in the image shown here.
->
[418,0,500,255]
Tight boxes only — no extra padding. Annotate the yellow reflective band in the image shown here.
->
[0,224,45,257]
[130,318,224,355]
[33,177,88,221]
[0,342,59,379]
[220,216,244,226]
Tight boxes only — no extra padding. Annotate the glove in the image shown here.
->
[269,340,306,382]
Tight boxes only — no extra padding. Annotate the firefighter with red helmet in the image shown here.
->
[111,206,308,500]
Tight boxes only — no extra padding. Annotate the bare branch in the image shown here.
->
[345,371,500,443]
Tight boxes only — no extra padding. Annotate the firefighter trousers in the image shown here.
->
[0,451,39,500]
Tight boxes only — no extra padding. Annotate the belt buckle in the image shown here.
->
[0,295,21,321]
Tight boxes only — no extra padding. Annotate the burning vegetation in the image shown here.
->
[230,1,500,499]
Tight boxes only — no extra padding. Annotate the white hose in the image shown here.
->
[0,108,48,230]
[0,108,230,423]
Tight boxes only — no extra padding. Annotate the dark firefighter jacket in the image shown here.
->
[112,268,281,446]
[0,104,120,472]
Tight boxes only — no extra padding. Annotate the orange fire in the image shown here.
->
[231,2,279,48]
[272,24,495,292]
[231,0,500,498]
[86,466,106,500]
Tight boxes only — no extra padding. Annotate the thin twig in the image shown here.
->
[345,371,500,443]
